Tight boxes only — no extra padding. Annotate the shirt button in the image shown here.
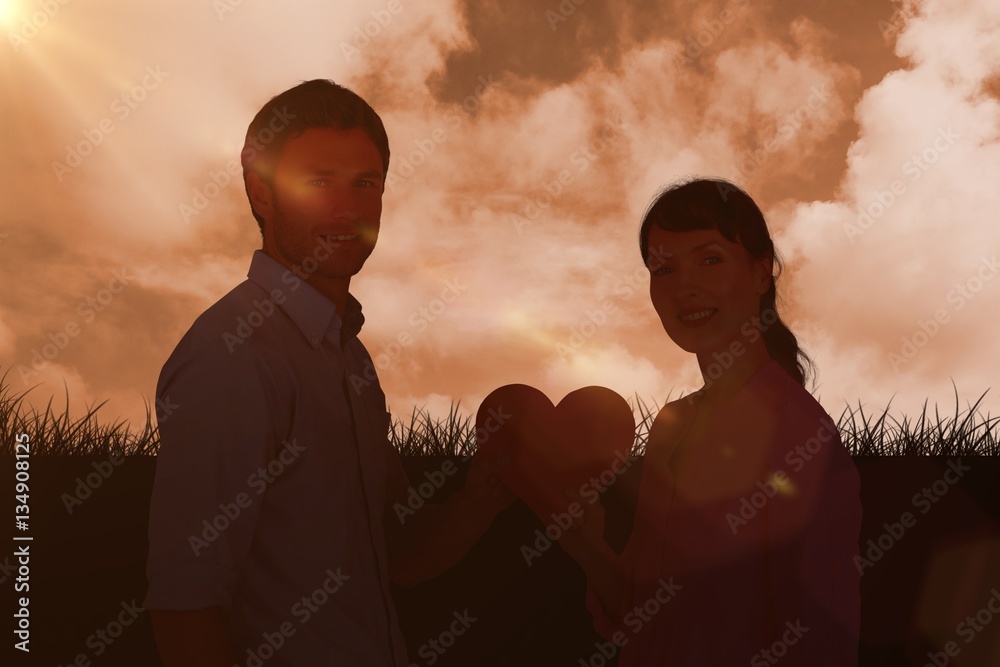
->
[311,336,319,346]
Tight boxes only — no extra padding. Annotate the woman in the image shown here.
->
[560,178,862,665]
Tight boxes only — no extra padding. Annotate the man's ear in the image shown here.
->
[247,172,274,223]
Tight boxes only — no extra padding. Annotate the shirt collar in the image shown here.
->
[247,250,365,348]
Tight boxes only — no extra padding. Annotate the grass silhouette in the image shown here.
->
[1,368,996,456]
[0,368,158,456]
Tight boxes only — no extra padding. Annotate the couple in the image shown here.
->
[144,80,861,666]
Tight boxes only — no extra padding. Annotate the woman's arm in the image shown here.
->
[567,398,696,630]
[763,416,862,666]
[558,489,627,620]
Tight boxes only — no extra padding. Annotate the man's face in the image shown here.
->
[259,126,384,283]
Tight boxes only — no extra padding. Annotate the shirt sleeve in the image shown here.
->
[144,339,279,610]
[382,415,412,509]
[763,415,862,666]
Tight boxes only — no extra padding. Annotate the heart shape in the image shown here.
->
[475,384,635,523]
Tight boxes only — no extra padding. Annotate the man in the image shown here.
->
[145,79,513,667]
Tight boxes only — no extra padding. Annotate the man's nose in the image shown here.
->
[325,186,361,221]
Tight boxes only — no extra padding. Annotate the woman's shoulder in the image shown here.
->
[655,395,699,429]
[753,368,858,482]
[748,362,836,430]
[644,395,699,453]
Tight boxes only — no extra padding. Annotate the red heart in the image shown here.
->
[475,385,635,523]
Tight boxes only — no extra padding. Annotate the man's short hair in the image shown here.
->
[240,79,391,233]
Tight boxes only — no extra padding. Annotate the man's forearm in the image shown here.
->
[151,607,239,667]
[388,488,497,587]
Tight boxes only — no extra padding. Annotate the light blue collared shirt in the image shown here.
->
[145,250,411,666]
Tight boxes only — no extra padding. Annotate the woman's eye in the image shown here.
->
[650,265,673,276]
[704,255,722,265]
[310,179,327,187]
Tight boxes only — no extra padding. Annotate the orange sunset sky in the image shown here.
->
[2,0,998,433]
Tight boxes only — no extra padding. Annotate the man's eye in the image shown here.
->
[310,179,327,187]
[704,256,722,265]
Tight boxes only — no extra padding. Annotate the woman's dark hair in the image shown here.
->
[638,177,814,388]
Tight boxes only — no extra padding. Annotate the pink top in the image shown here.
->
[587,359,862,666]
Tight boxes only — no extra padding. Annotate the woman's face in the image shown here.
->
[646,225,771,356]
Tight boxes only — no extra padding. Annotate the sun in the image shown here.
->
[0,0,22,28]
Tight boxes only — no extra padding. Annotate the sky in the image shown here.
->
[2,0,998,436]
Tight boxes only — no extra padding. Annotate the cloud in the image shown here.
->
[350,5,869,420]
[4,0,998,432]
[543,342,693,405]
[778,0,1000,419]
